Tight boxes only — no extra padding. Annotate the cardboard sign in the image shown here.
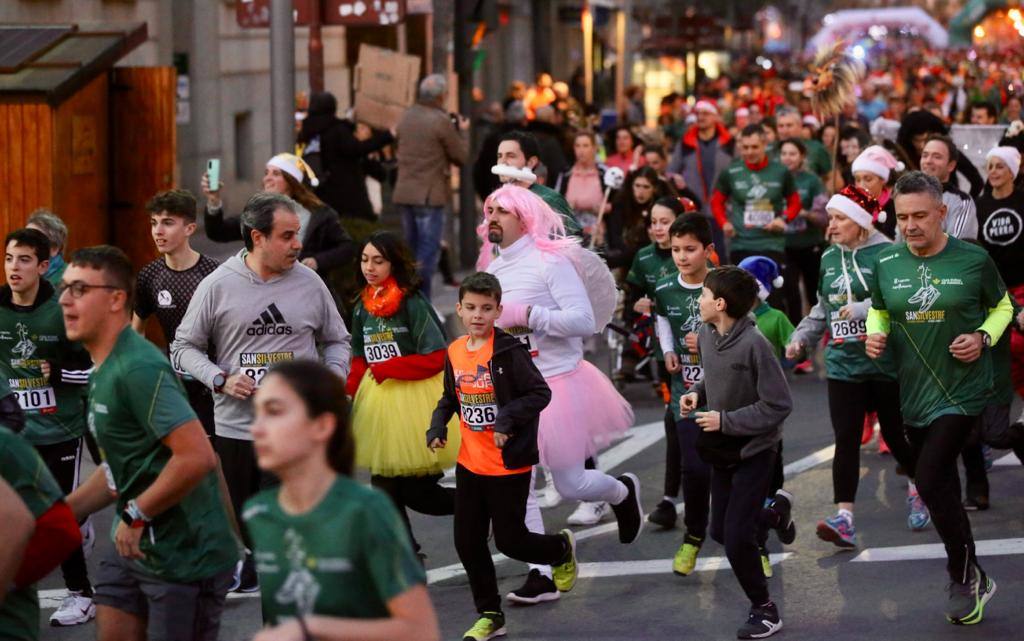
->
[353,44,421,106]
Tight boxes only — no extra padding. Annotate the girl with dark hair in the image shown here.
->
[346,231,459,555]
[604,125,642,174]
[245,361,440,641]
[605,166,677,270]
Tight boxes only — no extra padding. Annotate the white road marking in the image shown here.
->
[851,538,1024,563]
[38,587,261,610]
[579,553,791,578]
[994,452,1022,466]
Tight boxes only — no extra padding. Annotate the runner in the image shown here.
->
[0,228,95,626]
[62,246,240,641]
[346,231,458,557]
[785,185,923,549]
[493,130,583,236]
[865,172,1011,625]
[244,360,440,641]
[482,184,642,606]
[171,192,351,593]
[132,189,220,436]
[918,135,978,240]
[851,145,903,239]
[427,272,578,641]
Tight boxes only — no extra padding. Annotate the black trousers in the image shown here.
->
[827,378,916,504]
[35,438,91,594]
[729,249,787,314]
[371,473,455,554]
[657,362,682,498]
[906,415,981,583]
[783,245,823,326]
[183,379,216,437]
[454,465,567,613]
[214,436,277,547]
[710,448,776,606]
[676,418,711,537]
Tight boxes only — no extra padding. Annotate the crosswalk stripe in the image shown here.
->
[851,537,1024,563]
[994,452,1022,467]
[579,553,792,578]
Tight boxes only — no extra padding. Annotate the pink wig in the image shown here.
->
[476,184,579,269]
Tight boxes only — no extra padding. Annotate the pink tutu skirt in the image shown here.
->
[538,360,634,470]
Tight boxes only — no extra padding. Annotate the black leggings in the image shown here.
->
[658,361,681,498]
[455,465,568,613]
[827,378,916,504]
[372,473,455,553]
[906,414,982,583]
[676,418,711,537]
[783,245,823,326]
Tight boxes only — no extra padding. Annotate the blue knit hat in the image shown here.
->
[738,256,783,301]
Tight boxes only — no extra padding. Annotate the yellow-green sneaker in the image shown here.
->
[551,529,578,592]
[760,546,773,579]
[462,611,506,640]
[673,534,704,576]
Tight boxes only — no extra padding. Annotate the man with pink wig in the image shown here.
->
[481,184,644,605]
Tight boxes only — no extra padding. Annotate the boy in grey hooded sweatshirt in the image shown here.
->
[681,266,792,640]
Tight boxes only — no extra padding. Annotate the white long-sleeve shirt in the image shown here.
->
[487,235,595,377]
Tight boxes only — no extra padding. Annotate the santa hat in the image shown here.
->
[986,146,1021,178]
[738,256,783,301]
[826,184,882,231]
[694,99,719,115]
[851,145,905,182]
[802,114,821,130]
[735,107,750,119]
[267,153,319,187]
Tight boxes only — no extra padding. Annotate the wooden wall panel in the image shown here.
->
[0,103,55,240]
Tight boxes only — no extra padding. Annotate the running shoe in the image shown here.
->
[759,546,773,578]
[877,435,890,455]
[861,413,876,445]
[227,558,243,592]
[236,552,260,593]
[49,590,95,626]
[537,469,562,509]
[647,499,678,529]
[463,611,507,640]
[816,513,857,548]
[567,501,610,526]
[793,359,814,375]
[611,473,643,544]
[673,533,704,576]
[908,489,931,530]
[770,490,796,545]
[737,601,783,639]
[506,569,559,605]
[946,566,996,625]
[551,529,578,592]
[963,495,990,511]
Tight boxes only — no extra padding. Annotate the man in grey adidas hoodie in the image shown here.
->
[170,192,350,591]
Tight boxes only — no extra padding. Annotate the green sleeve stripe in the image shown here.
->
[979,293,1013,344]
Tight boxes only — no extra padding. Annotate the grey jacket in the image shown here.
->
[170,251,351,440]
[691,314,791,461]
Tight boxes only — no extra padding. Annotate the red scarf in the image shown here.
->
[361,277,404,318]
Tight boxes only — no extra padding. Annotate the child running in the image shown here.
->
[428,272,578,641]
[681,266,793,639]
[347,231,459,557]
[245,360,440,641]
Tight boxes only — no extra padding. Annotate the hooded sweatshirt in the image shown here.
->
[171,251,351,440]
[690,314,792,464]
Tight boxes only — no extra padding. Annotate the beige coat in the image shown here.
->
[392,102,469,207]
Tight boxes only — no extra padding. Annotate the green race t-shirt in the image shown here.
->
[752,302,794,358]
[868,237,1007,427]
[654,274,705,419]
[350,291,447,364]
[88,327,239,582]
[771,139,832,177]
[784,170,826,250]
[0,426,64,641]
[626,243,676,299]
[715,159,796,254]
[0,285,88,445]
[243,475,426,624]
[816,243,897,382]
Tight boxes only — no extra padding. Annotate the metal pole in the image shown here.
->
[271,0,296,154]
[454,0,477,268]
[582,3,593,105]
[309,0,324,93]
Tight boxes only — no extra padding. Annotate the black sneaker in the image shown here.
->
[737,602,783,639]
[647,499,678,529]
[236,552,260,593]
[963,495,990,511]
[505,569,559,605]
[611,473,643,544]
[771,490,796,545]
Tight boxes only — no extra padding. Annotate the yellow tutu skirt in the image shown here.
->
[352,370,460,476]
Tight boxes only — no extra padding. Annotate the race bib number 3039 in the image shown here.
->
[365,341,400,364]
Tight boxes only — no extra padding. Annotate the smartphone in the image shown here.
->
[206,158,220,192]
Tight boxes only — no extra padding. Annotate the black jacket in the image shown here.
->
[203,203,355,280]
[427,329,551,470]
[313,120,393,220]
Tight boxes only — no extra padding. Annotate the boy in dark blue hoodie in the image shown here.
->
[681,266,793,639]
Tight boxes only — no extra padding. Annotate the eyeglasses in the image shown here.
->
[58,281,123,299]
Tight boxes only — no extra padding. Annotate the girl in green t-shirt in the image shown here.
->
[246,361,438,641]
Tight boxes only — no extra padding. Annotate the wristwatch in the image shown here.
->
[121,499,150,529]
[212,372,227,393]
[978,330,992,349]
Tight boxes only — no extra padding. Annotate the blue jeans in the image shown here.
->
[399,205,445,300]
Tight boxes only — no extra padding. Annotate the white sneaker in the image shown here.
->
[567,501,610,526]
[80,518,95,559]
[49,591,95,626]
[537,469,562,508]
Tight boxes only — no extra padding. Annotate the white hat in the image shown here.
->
[986,146,1021,178]
[826,185,880,231]
[267,153,319,187]
[694,100,719,115]
[802,114,821,129]
[851,145,905,182]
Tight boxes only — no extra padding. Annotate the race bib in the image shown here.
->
[743,199,775,227]
[14,386,56,413]
[679,354,703,386]
[505,326,538,357]
[461,403,498,431]
[240,352,295,387]
[364,341,401,364]
[830,315,867,344]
